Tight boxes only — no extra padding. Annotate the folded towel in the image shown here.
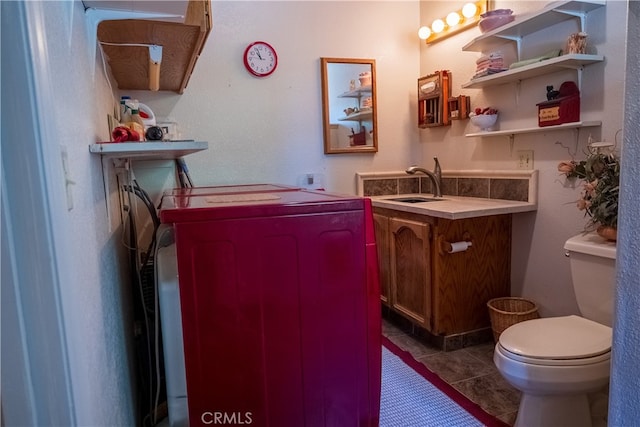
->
[476,59,505,70]
[473,68,509,78]
[476,51,504,64]
[508,49,563,69]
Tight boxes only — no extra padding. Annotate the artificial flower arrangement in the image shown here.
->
[557,142,620,236]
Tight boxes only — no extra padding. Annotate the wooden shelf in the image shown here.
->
[97,0,211,94]
[89,141,208,160]
[465,121,601,138]
[462,0,605,54]
[462,54,604,88]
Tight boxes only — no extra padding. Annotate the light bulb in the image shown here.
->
[418,26,432,40]
[446,12,461,27]
[462,2,478,18]
[431,19,445,33]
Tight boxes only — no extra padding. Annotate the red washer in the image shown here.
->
[159,185,381,427]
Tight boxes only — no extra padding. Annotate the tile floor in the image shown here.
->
[382,317,521,425]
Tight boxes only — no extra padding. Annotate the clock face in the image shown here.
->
[244,41,278,77]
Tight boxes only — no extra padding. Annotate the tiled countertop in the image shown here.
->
[370,194,537,220]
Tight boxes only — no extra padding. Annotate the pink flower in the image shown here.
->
[557,161,576,175]
[576,199,588,210]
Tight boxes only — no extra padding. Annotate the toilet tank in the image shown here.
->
[564,232,617,327]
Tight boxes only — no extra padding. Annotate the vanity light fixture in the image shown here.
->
[418,1,488,45]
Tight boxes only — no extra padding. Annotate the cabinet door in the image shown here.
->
[432,215,511,334]
[389,217,432,329]
[373,213,391,305]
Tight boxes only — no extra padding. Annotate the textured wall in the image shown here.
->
[610,1,640,422]
[26,1,136,424]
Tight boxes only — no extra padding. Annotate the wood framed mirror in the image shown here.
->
[321,58,378,154]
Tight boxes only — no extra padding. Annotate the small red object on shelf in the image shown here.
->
[111,125,141,142]
[537,81,580,127]
[349,127,367,146]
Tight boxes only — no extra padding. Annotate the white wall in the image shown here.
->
[128,1,422,195]
[417,1,626,317]
[1,1,136,425]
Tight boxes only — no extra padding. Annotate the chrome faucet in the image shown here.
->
[406,157,443,197]
[433,156,442,186]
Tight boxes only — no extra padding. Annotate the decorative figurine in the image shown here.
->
[546,85,560,101]
[566,32,588,54]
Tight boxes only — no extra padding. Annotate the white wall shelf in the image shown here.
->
[338,110,373,122]
[89,140,208,160]
[462,54,604,89]
[337,85,372,98]
[465,120,601,138]
[462,0,606,57]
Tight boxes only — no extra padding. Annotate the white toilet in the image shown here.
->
[494,232,616,427]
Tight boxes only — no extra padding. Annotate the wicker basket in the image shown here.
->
[487,297,540,342]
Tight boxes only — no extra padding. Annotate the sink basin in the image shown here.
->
[385,196,447,203]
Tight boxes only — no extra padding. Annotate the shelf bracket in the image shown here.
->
[552,9,589,33]
[576,66,584,91]
[509,134,515,155]
[494,35,523,60]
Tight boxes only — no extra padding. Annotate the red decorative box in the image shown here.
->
[537,81,580,127]
[349,127,367,146]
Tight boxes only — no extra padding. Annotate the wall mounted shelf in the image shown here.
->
[462,54,604,89]
[92,0,211,94]
[462,0,605,58]
[465,120,601,138]
[89,141,208,160]
[337,86,372,98]
[338,110,373,122]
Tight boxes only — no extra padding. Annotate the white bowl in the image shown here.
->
[470,114,498,131]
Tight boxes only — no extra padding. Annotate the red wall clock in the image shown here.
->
[243,41,278,77]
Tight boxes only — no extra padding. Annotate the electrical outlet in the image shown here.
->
[517,150,534,170]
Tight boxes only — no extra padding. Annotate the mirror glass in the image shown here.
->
[321,58,378,154]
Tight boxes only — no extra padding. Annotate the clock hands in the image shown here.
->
[254,47,263,60]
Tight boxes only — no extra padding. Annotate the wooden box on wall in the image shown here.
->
[418,71,452,128]
[537,81,580,127]
[448,95,471,120]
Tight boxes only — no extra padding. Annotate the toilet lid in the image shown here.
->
[499,315,612,360]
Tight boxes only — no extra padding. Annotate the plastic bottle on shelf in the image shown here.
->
[124,99,145,140]
[120,95,131,123]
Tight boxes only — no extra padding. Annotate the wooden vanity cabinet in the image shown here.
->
[388,217,432,328]
[372,213,391,305]
[374,207,511,336]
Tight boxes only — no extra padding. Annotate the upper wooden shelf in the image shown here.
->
[97,0,211,94]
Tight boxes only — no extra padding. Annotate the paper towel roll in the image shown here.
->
[448,241,472,253]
